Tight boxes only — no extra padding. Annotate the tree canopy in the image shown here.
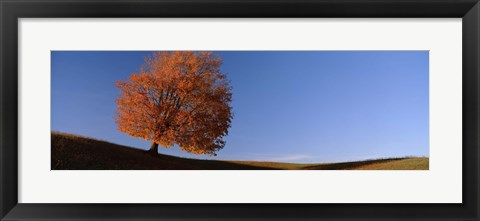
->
[115,51,233,155]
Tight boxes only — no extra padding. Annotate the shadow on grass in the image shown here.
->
[301,158,407,170]
[52,132,279,170]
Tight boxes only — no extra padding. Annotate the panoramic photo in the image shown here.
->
[51,51,429,170]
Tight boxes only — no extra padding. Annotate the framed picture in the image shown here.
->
[1,0,479,220]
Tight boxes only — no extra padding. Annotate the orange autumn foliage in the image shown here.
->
[115,52,233,155]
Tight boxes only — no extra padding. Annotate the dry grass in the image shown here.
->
[52,132,429,170]
[354,157,429,170]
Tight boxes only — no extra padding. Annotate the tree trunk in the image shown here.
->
[148,142,159,155]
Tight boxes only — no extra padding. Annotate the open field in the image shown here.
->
[52,132,429,170]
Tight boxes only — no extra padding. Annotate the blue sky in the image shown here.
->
[51,51,429,163]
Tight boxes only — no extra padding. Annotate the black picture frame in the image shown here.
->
[1,0,479,220]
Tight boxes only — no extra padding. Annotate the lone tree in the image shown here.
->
[115,52,233,156]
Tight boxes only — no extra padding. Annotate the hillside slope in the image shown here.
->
[52,132,428,170]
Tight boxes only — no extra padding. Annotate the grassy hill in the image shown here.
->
[52,132,429,170]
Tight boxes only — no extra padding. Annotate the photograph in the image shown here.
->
[4,0,478,219]
[51,51,429,170]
